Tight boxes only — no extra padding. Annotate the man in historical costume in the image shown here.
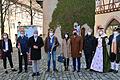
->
[44,29,59,72]
[83,29,96,71]
[108,27,120,73]
[90,27,110,72]
[71,30,83,72]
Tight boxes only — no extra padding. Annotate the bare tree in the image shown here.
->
[0,0,18,36]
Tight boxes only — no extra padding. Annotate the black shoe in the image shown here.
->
[46,69,50,72]
[85,68,89,70]
[72,69,76,72]
[113,70,118,73]
[12,69,17,72]
[66,67,69,71]
[64,68,67,71]
[54,69,58,72]
[36,72,40,76]
[18,71,22,74]
[25,70,28,73]
[109,69,114,72]
[5,71,8,74]
[77,70,80,72]
[32,73,36,77]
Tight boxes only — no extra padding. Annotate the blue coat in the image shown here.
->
[17,36,29,54]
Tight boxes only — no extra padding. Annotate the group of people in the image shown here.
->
[0,25,120,77]
[83,26,120,73]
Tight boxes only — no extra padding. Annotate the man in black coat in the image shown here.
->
[27,30,44,76]
[83,30,96,71]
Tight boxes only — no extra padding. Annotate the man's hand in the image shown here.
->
[79,51,82,54]
[18,46,20,49]
[3,49,7,52]
[33,45,38,49]
[26,52,29,55]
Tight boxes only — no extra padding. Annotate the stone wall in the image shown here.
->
[94,11,120,35]
[43,0,58,37]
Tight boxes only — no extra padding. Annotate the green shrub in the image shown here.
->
[49,0,95,35]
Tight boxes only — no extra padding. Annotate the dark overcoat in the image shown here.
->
[27,36,44,60]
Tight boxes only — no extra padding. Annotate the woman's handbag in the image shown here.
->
[57,54,65,63]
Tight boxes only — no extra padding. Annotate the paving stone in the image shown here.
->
[0,48,120,80]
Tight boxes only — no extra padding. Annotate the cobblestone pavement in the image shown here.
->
[0,48,120,80]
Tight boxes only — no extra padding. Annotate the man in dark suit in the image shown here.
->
[17,31,29,73]
[27,30,44,76]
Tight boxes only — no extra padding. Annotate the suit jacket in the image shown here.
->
[17,36,29,54]
[83,35,96,53]
[27,36,44,60]
[2,39,13,53]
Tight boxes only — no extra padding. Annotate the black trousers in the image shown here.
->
[72,57,81,71]
[64,58,69,67]
[84,51,93,69]
[3,52,13,69]
[18,53,28,71]
[110,52,120,63]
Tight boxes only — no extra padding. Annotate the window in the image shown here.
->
[115,0,120,2]
[96,0,102,7]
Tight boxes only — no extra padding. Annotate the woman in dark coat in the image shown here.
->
[2,33,17,74]
[27,30,44,76]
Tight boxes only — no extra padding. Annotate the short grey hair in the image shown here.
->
[34,30,38,34]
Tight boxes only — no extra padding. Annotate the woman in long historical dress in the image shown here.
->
[90,27,110,72]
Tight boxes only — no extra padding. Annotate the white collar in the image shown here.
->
[96,33,107,38]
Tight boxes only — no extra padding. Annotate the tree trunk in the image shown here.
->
[0,0,4,36]
[30,0,33,25]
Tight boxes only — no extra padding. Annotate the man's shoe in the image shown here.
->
[18,71,22,74]
[54,69,58,72]
[85,68,88,70]
[37,72,40,76]
[5,71,8,74]
[77,70,80,72]
[109,69,114,72]
[64,68,67,71]
[46,69,50,72]
[25,70,28,73]
[113,70,118,73]
[32,73,36,77]
[72,69,76,72]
